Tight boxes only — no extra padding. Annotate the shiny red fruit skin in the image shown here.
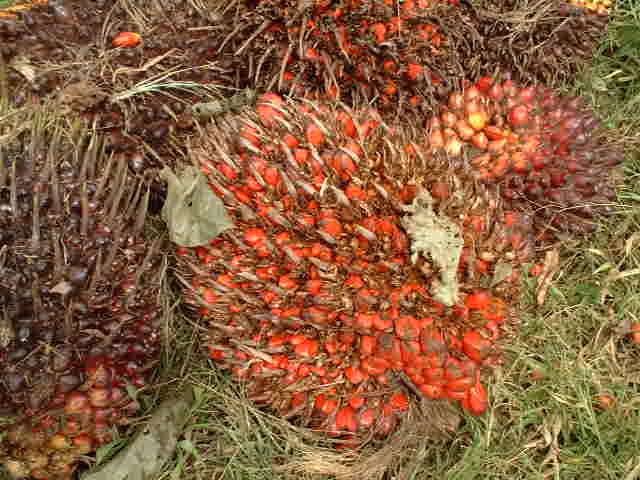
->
[462,330,491,363]
[112,32,141,47]
[508,105,529,127]
[467,372,488,415]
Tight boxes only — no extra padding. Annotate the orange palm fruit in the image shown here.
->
[112,31,141,47]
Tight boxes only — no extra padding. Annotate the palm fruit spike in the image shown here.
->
[425,74,621,232]
[0,107,165,480]
[173,93,538,443]
[459,0,610,85]
[215,0,465,114]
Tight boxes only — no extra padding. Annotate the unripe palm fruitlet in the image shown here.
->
[427,75,621,231]
[174,92,541,443]
[0,109,166,480]
[464,0,610,84]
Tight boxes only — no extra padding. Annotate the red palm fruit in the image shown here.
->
[465,290,491,310]
[446,376,474,392]
[306,123,325,146]
[462,331,492,363]
[345,366,368,384]
[424,367,446,385]
[389,392,409,411]
[430,77,621,231]
[257,93,285,127]
[508,105,529,127]
[629,323,640,345]
[335,406,358,432]
[360,336,377,356]
[111,31,141,47]
[349,395,366,409]
[419,384,444,399]
[467,373,488,416]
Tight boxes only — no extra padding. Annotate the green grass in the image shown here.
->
[89,2,640,480]
[0,0,17,9]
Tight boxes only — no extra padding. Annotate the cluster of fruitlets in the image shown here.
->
[0,115,165,480]
[427,76,620,230]
[214,0,462,110]
[567,0,612,15]
[174,87,549,441]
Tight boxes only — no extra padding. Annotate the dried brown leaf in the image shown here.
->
[536,249,560,306]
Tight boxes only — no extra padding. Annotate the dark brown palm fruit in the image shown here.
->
[0,0,112,98]
[424,74,621,232]
[0,109,165,480]
[173,93,538,443]
[0,0,248,162]
[455,0,610,85]
[213,0,467,115]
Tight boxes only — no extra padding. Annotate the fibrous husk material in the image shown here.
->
[211,0,470,117]
[448,0,610,85]
[0,105,166,480]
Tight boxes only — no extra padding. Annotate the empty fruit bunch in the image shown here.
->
[0,110,165,480]
[173,92,540,443]
[426,74,621,232]
[215,0,464,113]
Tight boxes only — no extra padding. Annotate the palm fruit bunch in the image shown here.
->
[173,91,539,443]
[215,0,466,114]
[0,0,48,20]
[0,0,111,104]
[567,0,613,15]
[459,0,611,85]
[0,109,165,479]
[423,74,621,232]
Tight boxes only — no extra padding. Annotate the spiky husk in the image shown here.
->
[0,107,165,480]
[424,74,621,232]
[454,0,610,85]
[173,93,539,443]
[211,0,470,116]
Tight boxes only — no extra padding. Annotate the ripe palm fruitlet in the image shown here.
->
[214,0,466,113]
[425,75,621,231]
[567,0,612,15]
[0,109,166,479]
[173,92,540,443]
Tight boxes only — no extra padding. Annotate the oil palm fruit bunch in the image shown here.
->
[0,0,48,20]
[458,0,610,85]
[425,74,620,231]
[567,0,612,15]
[0,0,110,103]
[0,108,165,479]
[216,0,466,114]
[173,92,539,443]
